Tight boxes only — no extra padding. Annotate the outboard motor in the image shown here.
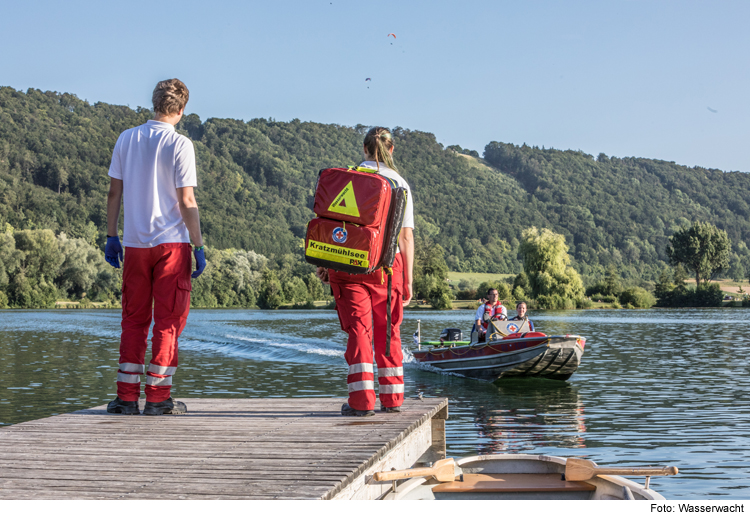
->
[440,328,462,342]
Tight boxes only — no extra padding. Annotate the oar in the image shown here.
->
[565,458,679,481]
[373,458,456,482]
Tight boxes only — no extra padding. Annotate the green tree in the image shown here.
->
[512,272,529,291]
[0,226,23,301]
[14,229,64,283]
[673,264,689,289]
[654,270,674,301]
[604,265,622,297]
[667,222,730,287]
[56,233,116,300]
[511,272,528,301]
[519,227,584,307]
[476,280,511,303]
[414,243,453,309]
[283,275,309,305]
[304,272,325,301]
[257,269,284,309]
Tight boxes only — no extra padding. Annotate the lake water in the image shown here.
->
[1,307,748,499]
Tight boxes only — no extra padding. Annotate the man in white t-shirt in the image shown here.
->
[105,78,205,416]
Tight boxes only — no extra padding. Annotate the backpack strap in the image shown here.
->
[384,266,393,357]
[347,165,379,174]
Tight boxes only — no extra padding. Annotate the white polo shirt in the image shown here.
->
[109,120,197,248]
[360,160,415,241]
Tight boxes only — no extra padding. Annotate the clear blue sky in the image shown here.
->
[2,0,748,171]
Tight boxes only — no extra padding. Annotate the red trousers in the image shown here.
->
[329,253,405,411]
[117,243,192,402]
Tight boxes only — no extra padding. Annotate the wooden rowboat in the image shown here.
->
[412,319,586,382]
[376,454,677,500]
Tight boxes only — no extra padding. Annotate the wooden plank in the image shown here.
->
[0,397,447,500]
[432,473,597,493]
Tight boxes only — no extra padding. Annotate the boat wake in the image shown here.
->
[0,309,421,369]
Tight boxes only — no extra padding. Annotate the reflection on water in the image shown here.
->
[471,381,587,454]
[1,308,749,499]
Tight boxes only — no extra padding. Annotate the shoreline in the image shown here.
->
[3,302,746,311]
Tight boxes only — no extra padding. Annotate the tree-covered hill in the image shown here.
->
[484,142,750,282]
[0,87,531,273]
[1,86,749,285]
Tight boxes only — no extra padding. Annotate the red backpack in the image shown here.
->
[304,166,407,274]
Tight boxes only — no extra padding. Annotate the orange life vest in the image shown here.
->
[481,302,505,329]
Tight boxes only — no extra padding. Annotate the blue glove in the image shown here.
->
[105,236,123,268]
[192,246,206,278]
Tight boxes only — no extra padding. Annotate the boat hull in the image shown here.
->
[382,454,666,500]
[412,335,585,381]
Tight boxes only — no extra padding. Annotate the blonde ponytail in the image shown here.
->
[364,127,397,172]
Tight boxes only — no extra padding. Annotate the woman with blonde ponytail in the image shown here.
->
[317,127,415,417]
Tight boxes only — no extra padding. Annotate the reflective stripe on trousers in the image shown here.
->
[378,383,404,394]
[146,375,173,387]
[348,380,375,393]
[117,372,141,384]
[348,363,373,375]
[119,363,145,374]
[378,367,403,378]
[148,363,177,376]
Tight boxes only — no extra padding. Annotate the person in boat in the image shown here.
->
[104,79,205,416]
[473,288,507,341]
[316,127,414,418]
[509,301,534,331]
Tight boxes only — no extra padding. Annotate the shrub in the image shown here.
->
[455,288,478,301]
[576,296,593,309]
[591,293,617,303]
[657,283,723,307]
[619,287,656,308]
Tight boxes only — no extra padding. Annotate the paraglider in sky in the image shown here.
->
[365,78,371,81]
[387,33,396,38]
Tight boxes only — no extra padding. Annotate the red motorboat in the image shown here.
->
[412,319,586,382]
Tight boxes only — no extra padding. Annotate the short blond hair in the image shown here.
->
[152,78,189,116]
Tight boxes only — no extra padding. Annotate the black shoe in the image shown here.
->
[143,397,187,416]
[381,405,402,413]
[107,397,140,415]
[341,403,375,417]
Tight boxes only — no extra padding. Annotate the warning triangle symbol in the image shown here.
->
[328,181,360,217]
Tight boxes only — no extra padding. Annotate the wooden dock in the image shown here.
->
[0,397,448,500]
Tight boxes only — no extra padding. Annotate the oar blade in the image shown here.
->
[565,458,597,481]
[432,458,457,482]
